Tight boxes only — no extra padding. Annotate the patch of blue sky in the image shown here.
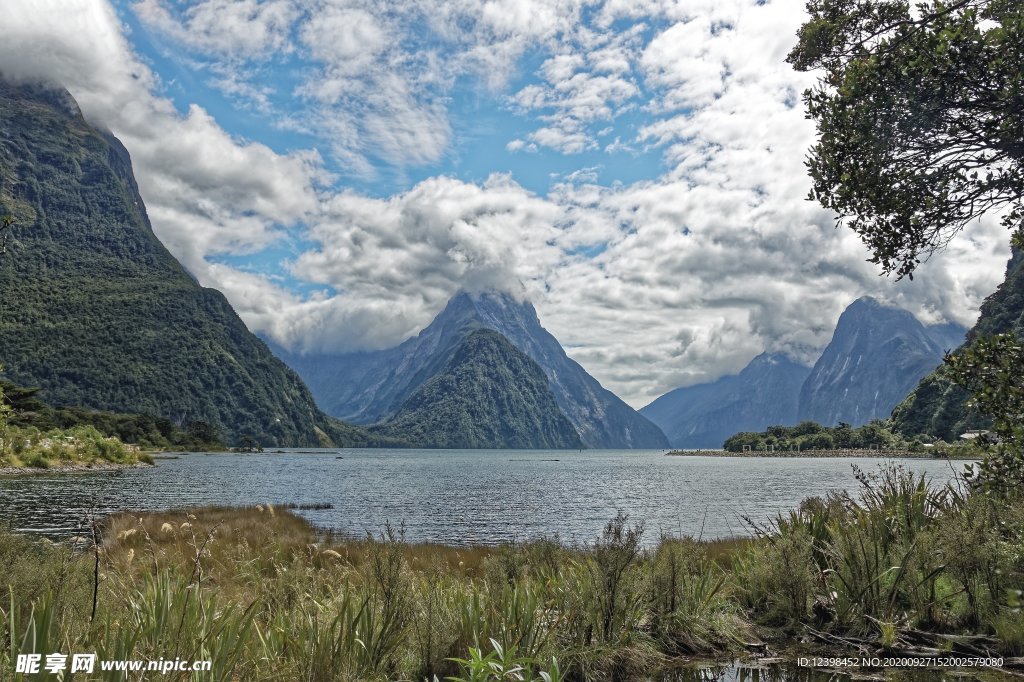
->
[114,1,669,201]
[208,244,337,299]
[567,242,609,259]
[116,3,323,155]
[396,70,665,198]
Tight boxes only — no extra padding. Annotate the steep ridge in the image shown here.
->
[371,329,584,448]
[797,297,954,426]
[892,248,1023,440]
[0,80,378,447]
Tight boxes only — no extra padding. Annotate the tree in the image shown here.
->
[789,0,1024,279]
[184,420,223,448]
[945,333,1024,491]
[236,434,263,453]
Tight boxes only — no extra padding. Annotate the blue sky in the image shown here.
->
[113,0,668,199]
[3,0,1010,406]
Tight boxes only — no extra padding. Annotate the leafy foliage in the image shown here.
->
[0,376,146,467]
[0,80,382,448]
[372,330,583,449]
[1,377,227,450]
[790,0,1024,278]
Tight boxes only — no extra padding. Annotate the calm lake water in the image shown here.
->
[0,449,971,545]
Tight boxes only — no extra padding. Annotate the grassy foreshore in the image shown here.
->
[1,464,1022,681]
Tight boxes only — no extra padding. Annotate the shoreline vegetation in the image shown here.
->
[0,376,151,473]
[0,423,153,474]
[665,448,979,459]
[0,377,200,474]
[719,420,985,459]
[2,464,1021,681]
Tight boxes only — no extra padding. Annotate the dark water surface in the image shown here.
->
[665,660,1011,681]
[0,449,970,544]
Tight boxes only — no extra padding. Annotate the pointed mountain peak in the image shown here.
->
[844,296,900,315]
[278,287,668,448]
[746,351,809,369]
[438,288,534,316]
[836,296,922,335]
[799,297,946,426]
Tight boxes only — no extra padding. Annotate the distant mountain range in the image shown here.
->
[642,297,967,448]
[892,248,1023,441]
[640,353,810,449]
[273,291,669,449]
[5,77,1003,451]
[0,80,665,451]
[0,80,384,447]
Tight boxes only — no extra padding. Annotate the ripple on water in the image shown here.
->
[0,449,971,545]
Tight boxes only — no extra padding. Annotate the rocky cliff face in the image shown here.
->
[797,297,952,426]
[276,291,670,449]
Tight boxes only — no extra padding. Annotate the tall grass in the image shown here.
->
[1,468,1021,681]
[738,463,1022,645]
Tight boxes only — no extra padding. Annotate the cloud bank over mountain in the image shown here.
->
[1,0,1011,407]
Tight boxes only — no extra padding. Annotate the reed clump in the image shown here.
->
[1,464,1021,681]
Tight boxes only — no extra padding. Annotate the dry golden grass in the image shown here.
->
[100,506,509,587]
[100,506,753,589]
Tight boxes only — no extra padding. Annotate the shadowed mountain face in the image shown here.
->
[275,291,669,449]
[796,297,955,427]
[892,248,1023,440]
[0,80,378,447]
[640,353,811,449]
[371,329,584,449]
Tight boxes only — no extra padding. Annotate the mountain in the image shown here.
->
[275,291,669,448]
[371,329,584,448]
[892,248,1023,440]
[640,352,811,449]
[0,80,381,447]
[796,297,958,427]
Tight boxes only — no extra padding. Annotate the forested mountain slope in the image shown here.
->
[0,80,379,447]
[372,329,584,449]
[892,249,1024,440]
